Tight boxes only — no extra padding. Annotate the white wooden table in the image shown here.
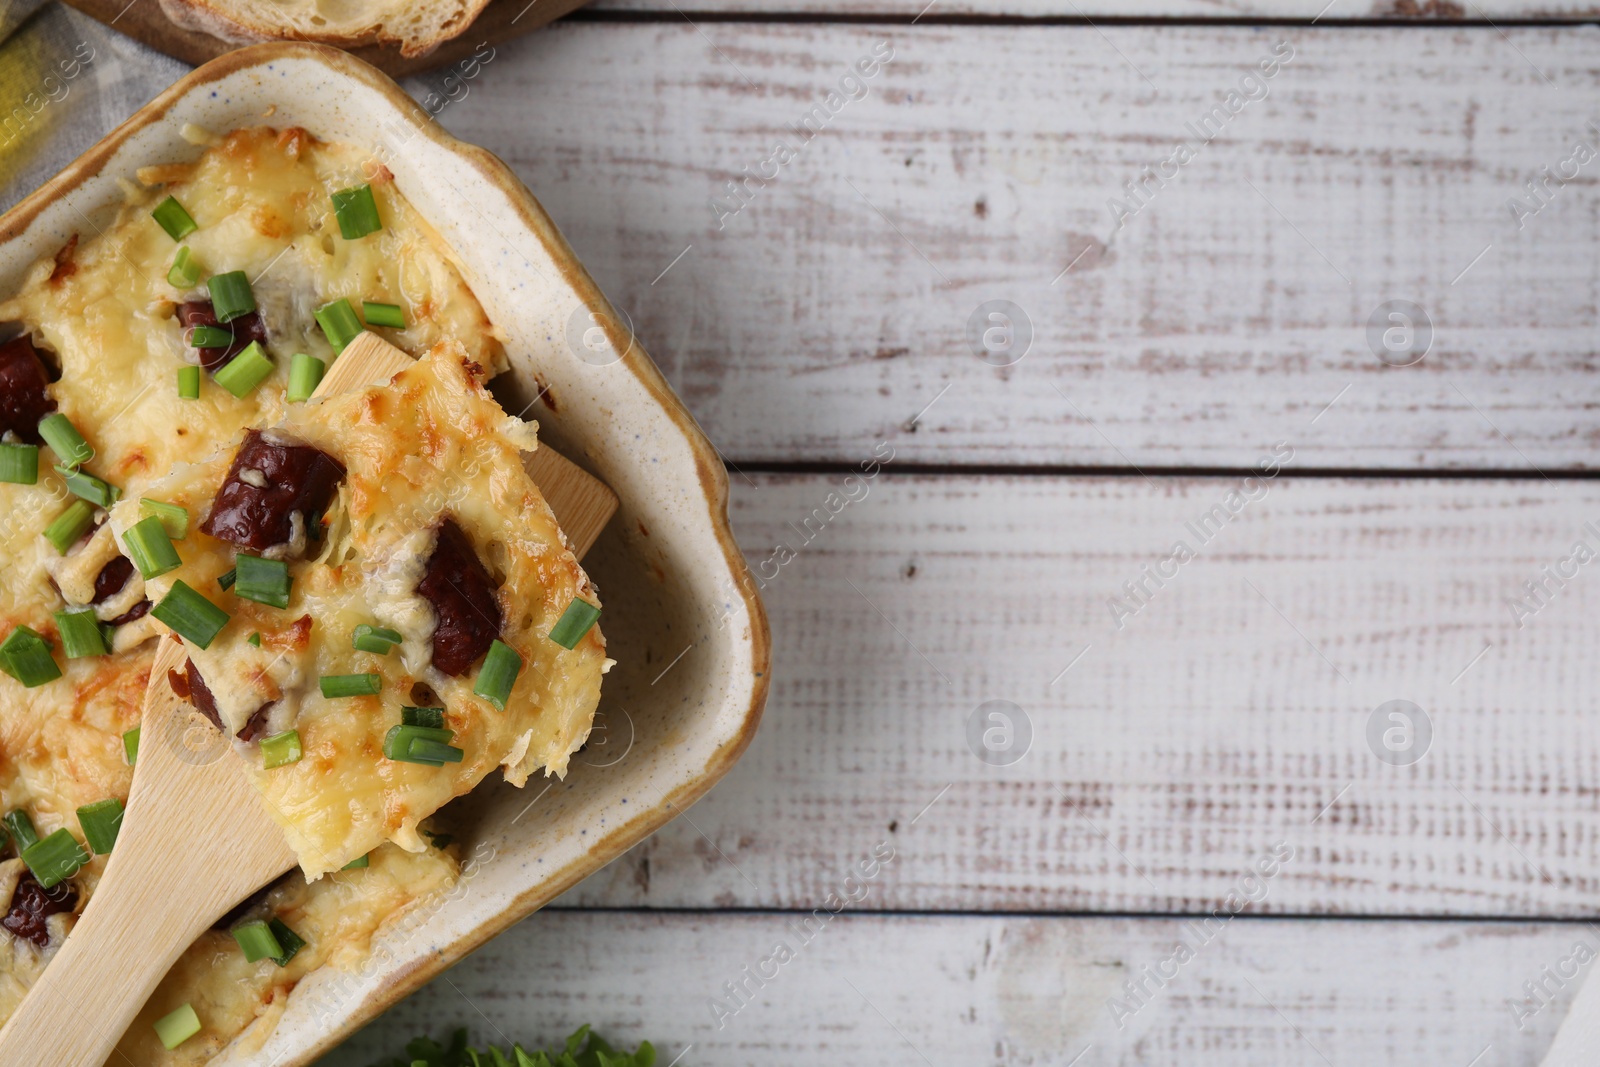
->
[320,5,1600,1064]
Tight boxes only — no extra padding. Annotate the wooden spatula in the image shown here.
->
[0,335,618,1065]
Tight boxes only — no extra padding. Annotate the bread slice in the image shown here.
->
[157,0,493,57]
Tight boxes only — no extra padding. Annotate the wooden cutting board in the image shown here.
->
[62,0,591,77]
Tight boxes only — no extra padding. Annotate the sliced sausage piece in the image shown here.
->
[0,335,56,443]
[200,429,345,552]
[417,518,502,677]
[185,659,275,740]
[2,872,77,947]
[178,301,268,372]
[91,556,134,604]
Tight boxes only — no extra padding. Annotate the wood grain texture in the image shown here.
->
[0,638,297,1067]
[320,909,1585,1066]
[542,474,1600,917]
[433,23,1600,469]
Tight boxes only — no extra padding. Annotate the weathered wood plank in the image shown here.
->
[590,0,1600,17]
[431,23,1600,469]
[537,474,1600,916]
[320,910,1581,1066]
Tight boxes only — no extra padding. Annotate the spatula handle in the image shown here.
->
[0,637,295,1065]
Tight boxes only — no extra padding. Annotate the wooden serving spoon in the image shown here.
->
[0,334,618,1065]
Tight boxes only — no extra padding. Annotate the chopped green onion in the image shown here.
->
[76,797,123,855]
[213,341,274,398]
[123,726,140,766]
[383,723,462,765]
[352,623,401,655]
[21,828,88,889]
[247,631,261,647]
[0,443,38,484]
[217,568,236,591]
[234,554,291,609]
[206,270,255,323]
[548,599,601,650]
[401,705,445,730]
[151,580,230,649]
[43,499,94,555]
[177,365,201,399]
[473,639,522,710]
[315,298,363,354]
[362,301,405,328]
[168,245,201,288]
[266,918,305,966]
[152,197,197,241]
[320,673,381,698]
[54,465,119,508]
[260,729,302,769]
[0,627,60,688]
[37,412,92,468]
[122,515,182,579]
[4,810,39,851]
[341,853,370,870]
[153,1004,202,1050]
[231,919,283,963]
[139,497,189,540]
[54,607,108,658]
[188,324,234,348]
[331,184,382,239]
[287,353,325,402]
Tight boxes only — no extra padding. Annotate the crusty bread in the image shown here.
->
[157,0,493,57]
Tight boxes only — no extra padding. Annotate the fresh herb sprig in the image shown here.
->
[362,1026,656,1067]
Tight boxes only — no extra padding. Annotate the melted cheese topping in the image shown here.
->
[112,352,606,877]
[0,127,543,1059]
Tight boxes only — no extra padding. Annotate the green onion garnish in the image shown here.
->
[154,1004,202,1050]
[4,810,39,851]
[382,723,463,765]
[266,917,305,966]
[213,341,274,398]
[548,598,600,650]
[168,245,201,288]
[37,413,92,468]
[352,623,401,655]
[401,705,445,730]
[151,580,230,649]
[331,184,382,239]
[177,365,201,399]
[362,301,405,328]
[0,627,60,687]
[21,828,88,889]
[260,729,302,769]
[314,298,363,354]
[286,353,325,402]
[151,197,197,241]
[54,465,119,508]
[234,554,291,609]
[320,673,381,698]
[341,853,370,870]
[206,270,256,323]
[43,499,94,555]
[123,726,140,766]
[217,568,236,591]
[77,797,123,855]
[231,919,284,963]
[247,631,261,647]
[139,497,189,540]
[188,324,233,348]
[0,443,38,484]
[473,639,521,710]
[122,515,182,579]
[54,607,108,658]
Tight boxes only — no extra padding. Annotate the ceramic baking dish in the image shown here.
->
[0,42,768,1066]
